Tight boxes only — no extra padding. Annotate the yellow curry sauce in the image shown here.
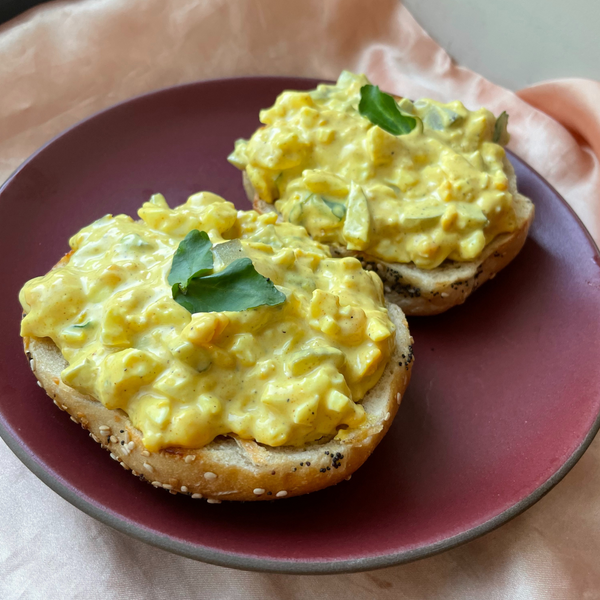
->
[19,193,395,452]
[228,71,517,269]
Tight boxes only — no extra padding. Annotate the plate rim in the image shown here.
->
[1,76,600,575]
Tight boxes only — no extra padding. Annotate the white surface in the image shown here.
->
[403,0,600,90]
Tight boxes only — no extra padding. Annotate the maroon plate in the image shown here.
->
[1,77,600,574]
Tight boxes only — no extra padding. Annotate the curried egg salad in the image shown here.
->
[20,193,396,452]
[228,71,517,269]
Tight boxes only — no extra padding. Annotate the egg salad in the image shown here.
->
[19,192,396,452]
[228,71,517,269]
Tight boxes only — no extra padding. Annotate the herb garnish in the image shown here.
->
[358,85,418,135]
[168,231,286,313]
[493,111,509,145]
[167,230,213,294]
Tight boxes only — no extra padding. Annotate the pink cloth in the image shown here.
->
[1,0,599,598]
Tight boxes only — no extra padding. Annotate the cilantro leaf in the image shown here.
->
[358,85,417,135]
[172,258,286,313]
[167,230,213,292]
[493,111,510,145]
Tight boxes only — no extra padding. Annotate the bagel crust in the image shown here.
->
[23,303,412,502]
[248,157,534,316]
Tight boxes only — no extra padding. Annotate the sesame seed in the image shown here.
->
[36,381,43,388]
[181,486,189,493]
[29,359,36,371]
[61,404,68,410]
[253,488,265,496]
[120,462,130,470]
[99,426,110,433]
[162,484,173,490]
[143,462,155,473]
[53,399,60,407]
[132,471,139,477]
[152,481,161,487]
[127,441,135,450]
[396,392,402,404]
[192,493,203,499]
[90,434,99,443]
[441,292,449,298]
[346,475,352,481]
[207,499,221,504]
[123,431,130,444]
[110,435,117,443]
[184,455,195,463]
[204,472,217,481]
[384,285,392,293]
[121,445,130,456]
[276,491,288,498]
[385,412,390,421]
[110,453,118,461]
[141,450,150,457]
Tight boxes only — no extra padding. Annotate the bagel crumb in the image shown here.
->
[276,491,288,498]
[253,488,265,495]
[204,472,217,481]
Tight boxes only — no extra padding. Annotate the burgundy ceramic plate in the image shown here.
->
[1,78,600,574]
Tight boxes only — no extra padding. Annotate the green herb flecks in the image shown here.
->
[358,85,418,136]
[168,232,286,314]
[322,198,347,220]
[493,111,510,145]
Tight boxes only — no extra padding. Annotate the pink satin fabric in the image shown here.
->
[1,1,599,598]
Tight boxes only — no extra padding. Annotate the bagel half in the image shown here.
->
[23,303,412,502]
[249,156,534,317]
